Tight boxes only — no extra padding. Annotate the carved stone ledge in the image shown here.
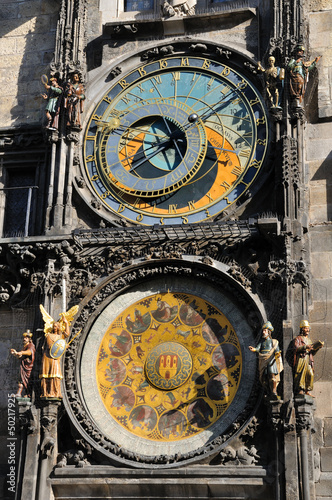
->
[17,400,38,434]
[294,395,315,432]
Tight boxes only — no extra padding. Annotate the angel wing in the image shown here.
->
[40,304,54,335]
[59,305,79,331]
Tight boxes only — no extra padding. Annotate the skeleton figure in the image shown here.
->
[258,56,285,108]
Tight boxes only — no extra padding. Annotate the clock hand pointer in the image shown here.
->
[112,125,169,139]
[153,102,185,161]
[207,144,242,156]
[128,143,170,173]
[181,87,239,133]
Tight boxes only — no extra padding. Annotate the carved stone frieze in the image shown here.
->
[40,401,61,457]
[108,66,122,80]
[280,135,299,185]
[295,395,315,432]
[215,47,232,59]
[141,45,175,61]
[216,443,260,466]
[17,401,38,434]
[267,258,309,287]
[56,449,90,468]
[243,61,258,75]
[52,0,87,79]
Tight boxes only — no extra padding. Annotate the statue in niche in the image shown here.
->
[65,72,85,129]
[39,305,79,399]
[249,321,283,399]
[10,330,36,398]
[293,320,324,396]
[257,56,285,108]
[287,45,321,106]
[161,0,196,17]
[41,76,63,130]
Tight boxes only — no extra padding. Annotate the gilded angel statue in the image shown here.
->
[39,304,79,399]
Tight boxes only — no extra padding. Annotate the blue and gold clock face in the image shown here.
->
[84,56,269,225]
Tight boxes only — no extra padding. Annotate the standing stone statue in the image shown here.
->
[293,320,324,396]
[288,45,321,105]
[10,330,36,398]
[65,72,85,129]
[249,321,283,399]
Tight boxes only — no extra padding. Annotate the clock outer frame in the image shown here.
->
[63,258,265,468]
[79,44,271,226]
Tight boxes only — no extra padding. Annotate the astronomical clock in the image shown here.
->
[65,45,271,469]
[83,55,269,225]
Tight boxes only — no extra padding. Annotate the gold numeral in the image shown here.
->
[181,57,190,66]
[221,181,231,190]
[159,59,168,69]
[202,59,211,69]
[239,149,251,158]
[231,166,242,177]
[119,79,129,89]
[138,67,147,77]
[85,155,95,162]
[236,79,247,89]
[220,86,230,95]
[207,77,215,89]
[153,75,162,84]
[136,213,143,222]
[250,159,262,169]
[256,117,266,125]
[168,204,178,214]
[257,139,266,146]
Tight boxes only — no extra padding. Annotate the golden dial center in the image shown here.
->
[145,342,193,390]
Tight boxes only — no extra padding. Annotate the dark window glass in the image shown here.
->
[124,0,154,11]
[3,170,36,237]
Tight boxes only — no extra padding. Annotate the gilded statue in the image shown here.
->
[39,305,79,399]
[293,320,324,396]
[257,56,285,108]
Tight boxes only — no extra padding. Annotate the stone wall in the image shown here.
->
[306,1,332,497]
[0,0,60,128]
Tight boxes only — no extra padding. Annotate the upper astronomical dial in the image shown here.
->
[84,56,269,225]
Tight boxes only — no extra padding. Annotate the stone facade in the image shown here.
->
[0,0,331,499]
